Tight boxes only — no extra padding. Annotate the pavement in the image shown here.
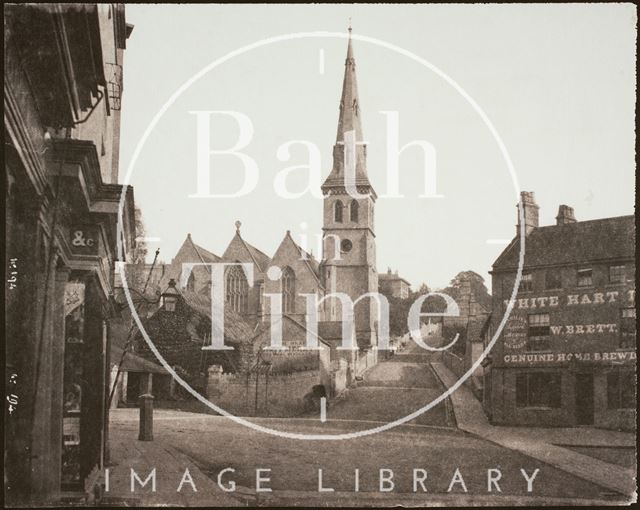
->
[104,425,243,506]
[430,361,637,498]
[101,345,636,506]
[318,345,453,427]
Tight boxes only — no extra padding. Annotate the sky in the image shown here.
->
[119,3,636,290]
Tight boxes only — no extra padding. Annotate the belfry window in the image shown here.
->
[282,266,296,314]
[334,201,344,223]
[350,200,359,222]
[226,265,248,314]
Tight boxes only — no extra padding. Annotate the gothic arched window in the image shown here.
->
[282,266,296,314]
[334,200,344,223]
[226,265,248,314]
[186,272,196,292]
[350,200,359,222]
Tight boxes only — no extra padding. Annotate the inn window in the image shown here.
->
[527,313,550,351]
[334,200,344,223]
[619,308,636,348]
[607,370,635,409]
[576,268,593,287]
[225,265,248,314]
[626,264,635,282]
[516,372,561,408]
[545,270,562,290]
[281,266,296,314]
[609,265,625,284]
[350,199,359,222]
[519,272,533,293]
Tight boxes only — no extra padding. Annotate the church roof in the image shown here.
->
[189,236,220,264]
[321,28,373,193]
[286,231,322,283]
[229,230,271,273]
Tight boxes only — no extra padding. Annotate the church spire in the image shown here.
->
[335,22,363,143]
[322,23,374,194]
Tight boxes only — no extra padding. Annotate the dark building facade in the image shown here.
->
[378,268,411,299]
[5,4,135,504]
[484,192,635,430]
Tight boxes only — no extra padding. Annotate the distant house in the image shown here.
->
[378,268,411,299]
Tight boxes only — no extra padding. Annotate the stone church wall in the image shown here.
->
[266,234,324,324]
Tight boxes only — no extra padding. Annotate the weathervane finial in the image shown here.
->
[348,18,352,34]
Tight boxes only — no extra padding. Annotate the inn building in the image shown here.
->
[483,192,636,430]
[5,4,135,504]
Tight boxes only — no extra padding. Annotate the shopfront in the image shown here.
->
[486,279,636,430]
[5,137,135,507]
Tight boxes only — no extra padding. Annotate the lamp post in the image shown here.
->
[161,278,179,312]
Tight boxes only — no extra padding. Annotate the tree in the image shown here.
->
[441,270,491,311]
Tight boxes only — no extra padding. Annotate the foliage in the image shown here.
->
[443,322,467,356]
[440,270,492,311]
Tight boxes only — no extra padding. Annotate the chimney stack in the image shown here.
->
[517,191,539,235]
[556,205,576,225]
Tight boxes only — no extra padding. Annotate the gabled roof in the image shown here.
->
[190,238,220,264]
[492,215,635,271]
[243,240,271,273]
[112,345,168,375]
[162,234,220,289]
[272,231,322,285]
[225,230,271,273]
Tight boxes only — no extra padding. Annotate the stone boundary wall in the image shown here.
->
[442,350,465,378]
[206,367,321,417]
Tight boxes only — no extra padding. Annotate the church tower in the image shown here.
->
[321,26,378,349]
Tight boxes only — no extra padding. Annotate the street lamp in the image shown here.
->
[162,278,179,312]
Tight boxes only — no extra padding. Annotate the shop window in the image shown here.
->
[545,269,562,290]
[576,268,592,287]
[609,265,625,284]
[62,280,86,490]
[619,308,636,348]
[516,372,561,408]
[626,264,635,282]
[527,313,550,351]
[519,272,533,293]
[607,371,635,409]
